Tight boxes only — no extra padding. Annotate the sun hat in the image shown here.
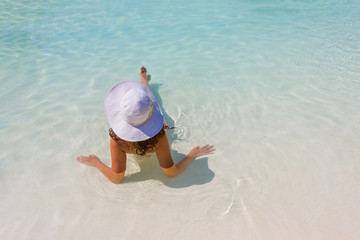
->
[104,81,164,142]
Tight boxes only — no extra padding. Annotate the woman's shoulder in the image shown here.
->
[109,128,133,152]
[109,127,166,154]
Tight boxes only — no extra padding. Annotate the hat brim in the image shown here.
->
[104,81,164,142]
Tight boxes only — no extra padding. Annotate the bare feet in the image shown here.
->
[139,66,151,82]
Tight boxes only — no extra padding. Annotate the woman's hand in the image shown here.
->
[160,144,216,178]
[76,154,100,167]
[187,145,216,158]
[77,154,125,184]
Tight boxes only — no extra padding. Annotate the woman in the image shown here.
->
[77,67,215,183]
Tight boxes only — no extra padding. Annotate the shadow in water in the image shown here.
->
[121,154,214,188]
[121,83,215,188]
[150,84,175,126]
[150,83,181,143]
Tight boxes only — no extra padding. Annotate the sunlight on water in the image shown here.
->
[1,0,360,239]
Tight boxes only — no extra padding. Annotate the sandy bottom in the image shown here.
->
[1,0,360,239]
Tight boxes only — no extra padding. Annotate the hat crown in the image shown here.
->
[120,88,151,126]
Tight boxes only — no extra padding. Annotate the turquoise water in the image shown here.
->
[1,0,360,239]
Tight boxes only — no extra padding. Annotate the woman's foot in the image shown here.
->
[139,66,147,79]
[139,66,151,82]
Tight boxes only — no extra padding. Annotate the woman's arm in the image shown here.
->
[156,134,215,178]
[76,138,127,184]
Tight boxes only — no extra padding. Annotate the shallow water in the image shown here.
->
[1,0,360,239]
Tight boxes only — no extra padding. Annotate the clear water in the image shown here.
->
[1,0,360,239]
